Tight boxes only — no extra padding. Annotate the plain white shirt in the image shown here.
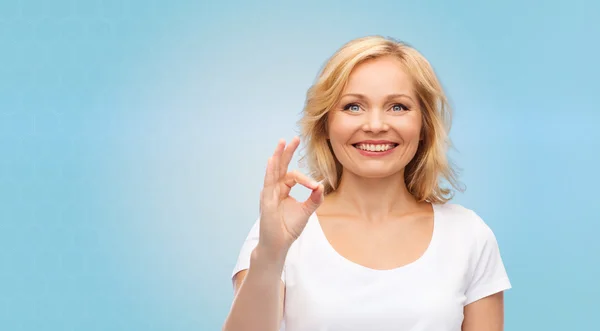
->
[231,203,512,331]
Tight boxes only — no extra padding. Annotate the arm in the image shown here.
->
[223,138,323,331]
[462,289,505,331]
[462,211,511,331]
[222,245,286,331]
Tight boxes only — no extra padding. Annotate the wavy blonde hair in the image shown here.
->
[298,35,463,203]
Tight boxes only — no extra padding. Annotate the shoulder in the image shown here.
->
[436,203,491,229]
[435,204,513,302]
[434,202,497,246]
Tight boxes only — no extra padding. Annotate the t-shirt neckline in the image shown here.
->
[310,202,441,274]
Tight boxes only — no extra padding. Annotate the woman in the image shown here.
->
[222,35,511,331]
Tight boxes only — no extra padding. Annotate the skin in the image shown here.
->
[223,55,505,331]
[224,137,320,331]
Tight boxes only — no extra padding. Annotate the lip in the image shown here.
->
[352,140,399,157]
[353,140,398,145]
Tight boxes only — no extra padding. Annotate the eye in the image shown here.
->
[343,103,362,112]
[391,103,409,112]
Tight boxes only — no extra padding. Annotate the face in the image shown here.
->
[327,55,423,180]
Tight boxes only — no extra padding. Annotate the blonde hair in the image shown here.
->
[298,35,463,203]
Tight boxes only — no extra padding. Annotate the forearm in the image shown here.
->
[223,245,286,331]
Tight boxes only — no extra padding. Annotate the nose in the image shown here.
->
[362,110,389,133]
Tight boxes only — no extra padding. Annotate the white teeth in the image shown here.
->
[355,144,396,152]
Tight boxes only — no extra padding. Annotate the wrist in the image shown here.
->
[250,243,288,273]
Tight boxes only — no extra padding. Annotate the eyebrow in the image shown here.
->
[340,93,415,102]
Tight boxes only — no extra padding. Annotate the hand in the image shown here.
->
[257,137,325,260]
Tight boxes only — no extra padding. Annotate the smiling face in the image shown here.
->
[326,55,423,180]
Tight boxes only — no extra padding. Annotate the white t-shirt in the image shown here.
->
[231,202,512,331]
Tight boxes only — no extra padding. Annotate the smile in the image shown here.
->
[352,143,398,152]
[353,143,398,152]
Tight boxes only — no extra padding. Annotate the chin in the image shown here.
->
[349,166,403,180]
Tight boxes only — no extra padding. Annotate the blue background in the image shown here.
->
[1,0,598,330]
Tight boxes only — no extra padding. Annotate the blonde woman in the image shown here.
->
[222,35,511,331]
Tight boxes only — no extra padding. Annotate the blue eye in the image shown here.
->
[391,104,409,112]
[343,103,361,112]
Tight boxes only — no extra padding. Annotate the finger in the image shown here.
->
[272,139,285,181]
[263,156,275,188]
[279,136,300,177]
[303,184,324,214]
[282,170,319,191]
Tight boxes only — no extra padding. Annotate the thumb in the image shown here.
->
[302,184,324,215]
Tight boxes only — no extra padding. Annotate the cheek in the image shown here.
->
[327,114,357,142]
[394,115,422,142]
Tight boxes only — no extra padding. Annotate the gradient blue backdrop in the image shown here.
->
[1,1,598,330]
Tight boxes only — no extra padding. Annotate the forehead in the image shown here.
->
[343,56,415,97]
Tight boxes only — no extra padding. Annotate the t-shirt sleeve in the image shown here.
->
[231,217,286,289]
[464,212,512,305]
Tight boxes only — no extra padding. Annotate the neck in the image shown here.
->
[326,170,420,223]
